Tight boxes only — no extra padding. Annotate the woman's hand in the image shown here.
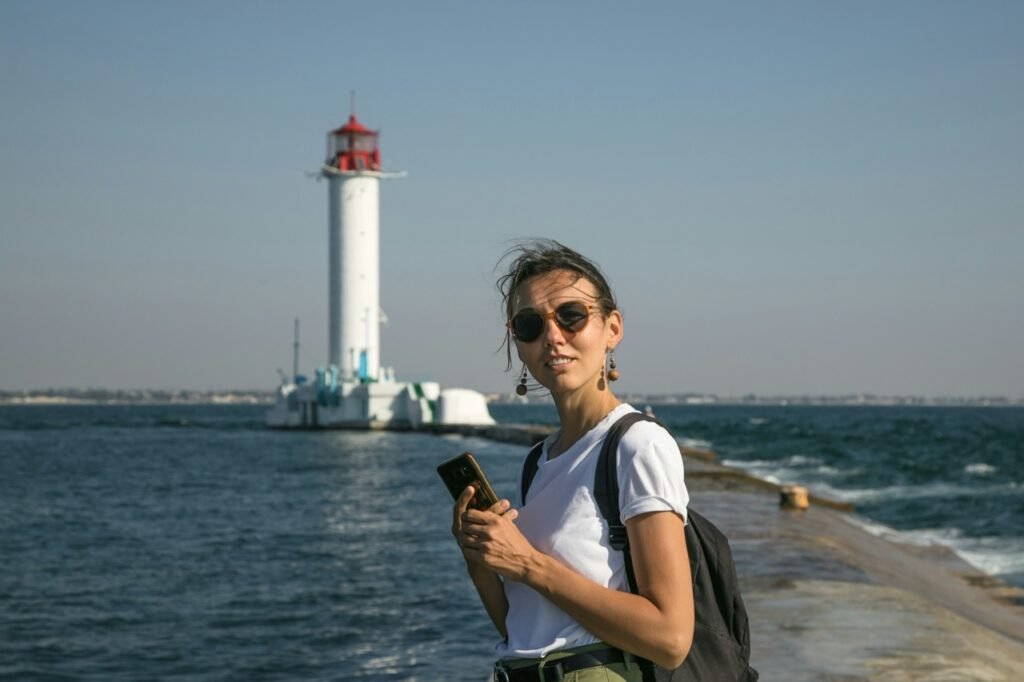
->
[452,485,535,581]
[450,485,506,567]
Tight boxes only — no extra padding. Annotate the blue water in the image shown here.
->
[2,403,1022,680]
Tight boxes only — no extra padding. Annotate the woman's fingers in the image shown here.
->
[461,499,513,531]
[487,498,512,515]
[459,500,506,544]
[457,485,475,511]
[451,485,475,535]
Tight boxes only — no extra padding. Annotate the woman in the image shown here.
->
[453,241,694,682]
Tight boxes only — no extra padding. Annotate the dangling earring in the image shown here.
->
[607,349,619,382]
[516,365,528,396]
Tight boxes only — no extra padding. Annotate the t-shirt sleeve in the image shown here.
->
[617,423,689,524]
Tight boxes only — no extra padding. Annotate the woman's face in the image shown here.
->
[512,269,622,399]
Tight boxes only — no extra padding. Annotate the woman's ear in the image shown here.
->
[606,310,623,347]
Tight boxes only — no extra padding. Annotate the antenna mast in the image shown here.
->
[292,318,300,382]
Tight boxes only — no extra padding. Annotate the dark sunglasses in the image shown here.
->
[509,301,598,343]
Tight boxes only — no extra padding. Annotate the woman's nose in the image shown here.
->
[541,318,566,345]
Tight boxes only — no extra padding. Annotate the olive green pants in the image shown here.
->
[495,642,644,681]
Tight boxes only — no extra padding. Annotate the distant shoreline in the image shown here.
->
[0,389,1020,408]
[0,391,273,406]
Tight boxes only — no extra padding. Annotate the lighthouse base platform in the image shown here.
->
[265,379,495,429]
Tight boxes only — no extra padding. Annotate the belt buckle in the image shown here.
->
[539,659,565,682]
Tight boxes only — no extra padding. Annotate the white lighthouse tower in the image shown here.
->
[324,113,389,381]
[265,107,494,429]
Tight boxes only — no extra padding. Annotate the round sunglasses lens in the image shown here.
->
[555,303,589,331]
[512,313,543,341]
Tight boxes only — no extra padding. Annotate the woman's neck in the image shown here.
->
[549,388,621,459]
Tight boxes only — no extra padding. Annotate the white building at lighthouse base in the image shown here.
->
[265,376,494,429]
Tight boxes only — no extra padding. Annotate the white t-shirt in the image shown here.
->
[496,403,689,659]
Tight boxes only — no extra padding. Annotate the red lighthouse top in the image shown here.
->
[326,114,381,172]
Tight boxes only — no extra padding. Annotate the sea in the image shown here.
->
[1,402,1021,680]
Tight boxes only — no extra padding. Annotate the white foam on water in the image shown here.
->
[964,462,997,476]
[723,454,842,490]
[786,454,823,466]
[721,459,797,486]
[679,437,712,451]
[845,516,1024,580]
[952,536,1024,577]
[721,458,776,468]
[807,480,1020,504]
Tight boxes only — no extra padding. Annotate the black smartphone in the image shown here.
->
[437,452,501,511]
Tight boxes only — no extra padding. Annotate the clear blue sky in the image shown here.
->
[1,1,1021,397]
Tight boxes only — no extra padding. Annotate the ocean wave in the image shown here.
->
[679,437,712,451]
[724,453,824,468]
[964,462,997,476]
[846,516,1024,578]
[721,455,843,488]
[720,459,791,481]
[808,480,1022,505]
[812,482,958,504]
[953,536,1024,577]
[703,466,1023,509]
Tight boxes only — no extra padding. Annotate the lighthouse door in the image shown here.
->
[358,351,368,381]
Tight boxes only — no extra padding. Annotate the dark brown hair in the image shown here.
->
[496,239,618,370]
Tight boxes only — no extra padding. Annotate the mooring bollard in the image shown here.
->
[780,485,809,510]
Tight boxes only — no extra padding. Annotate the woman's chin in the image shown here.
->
[543,375,599,399]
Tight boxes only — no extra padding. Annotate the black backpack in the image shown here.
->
[521,412,759,682]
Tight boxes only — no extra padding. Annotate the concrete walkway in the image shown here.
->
[689,472,1024,680]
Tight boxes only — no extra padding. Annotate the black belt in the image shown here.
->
[494,647,628,682]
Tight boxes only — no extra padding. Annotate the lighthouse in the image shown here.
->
[265,107,495,429]
[323,114,391,381]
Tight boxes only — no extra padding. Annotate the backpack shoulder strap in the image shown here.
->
[594,411,662,594]
[594,411,653,550]
[520,439,546,506]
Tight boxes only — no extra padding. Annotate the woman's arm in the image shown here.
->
[459,507,694,668]
[465,561,509,639]
[452,486,513,639]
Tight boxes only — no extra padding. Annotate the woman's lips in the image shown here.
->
[545,357,574,370]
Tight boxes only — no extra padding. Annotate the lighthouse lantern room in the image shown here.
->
[327,115,382,172]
